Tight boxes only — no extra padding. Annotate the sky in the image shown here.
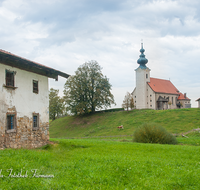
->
[0,0,200,108]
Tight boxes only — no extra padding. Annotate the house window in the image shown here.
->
[33,80,38,94]
[7,114,16,130]
[33,113,39,129]
[6,70,15,87]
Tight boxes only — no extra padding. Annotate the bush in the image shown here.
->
[133,123,177,145]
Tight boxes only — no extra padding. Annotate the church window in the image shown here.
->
[172,97,173,105]
[146,74,148,79]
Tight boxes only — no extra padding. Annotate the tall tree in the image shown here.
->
[63,61,115,115]
[122,92,134,111]
[49,88,65,120]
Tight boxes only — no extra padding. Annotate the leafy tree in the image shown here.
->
[63,61,115,115]
[122,92,134,111]
[49,88,65,120]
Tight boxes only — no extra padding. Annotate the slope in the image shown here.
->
[49,108,200,138]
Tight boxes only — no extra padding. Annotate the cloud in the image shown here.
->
[0,0,200,108]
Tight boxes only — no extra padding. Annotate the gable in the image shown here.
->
[147,77,179,95]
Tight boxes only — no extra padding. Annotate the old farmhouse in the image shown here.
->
[132,44,191,110]
[0,50,69,149]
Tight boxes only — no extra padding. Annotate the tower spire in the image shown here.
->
[137,42,148,68]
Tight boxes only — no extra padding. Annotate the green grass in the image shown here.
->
[50,108,200,138]
[0,138,200,189]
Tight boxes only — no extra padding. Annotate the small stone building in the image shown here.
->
[0,49,69,149]
[132,44,191,110]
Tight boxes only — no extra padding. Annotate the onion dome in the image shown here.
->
[137,43,148,67]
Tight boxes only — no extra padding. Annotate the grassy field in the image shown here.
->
[50,108,200,138]
[1,108,200,189]
[0,138,200,189]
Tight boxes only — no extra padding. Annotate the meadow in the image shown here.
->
[50,108,200,138]
[0,137,200,189]
[1,108,200,189]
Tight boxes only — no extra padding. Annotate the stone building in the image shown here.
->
[132,44,191,110]
[0,49,69,149]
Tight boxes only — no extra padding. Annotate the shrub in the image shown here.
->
[133,123,177,144]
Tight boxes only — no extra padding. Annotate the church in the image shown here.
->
[132,44,191,110]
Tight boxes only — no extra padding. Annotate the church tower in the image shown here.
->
[135,43,150,109]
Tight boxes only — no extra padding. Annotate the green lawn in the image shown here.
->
[0,138,200,189]
[50,108,200,138]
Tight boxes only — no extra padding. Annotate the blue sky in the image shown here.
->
[0,0,200,108]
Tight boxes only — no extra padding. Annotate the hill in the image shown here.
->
[49,108,200,138]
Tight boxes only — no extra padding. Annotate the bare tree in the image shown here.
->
[122,92,134,111]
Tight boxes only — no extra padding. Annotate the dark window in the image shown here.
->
[7,114,15,130]
[33,80,38,94]
[33,113,39,129]
[6,70,14,87]
[172,97,173,105]
[146,74,148,79]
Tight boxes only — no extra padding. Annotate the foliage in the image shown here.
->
[1,138,200,189]
[122,92,134,111]
[133,123,177,144]
[49,88,65,120]
[63,61,115,115]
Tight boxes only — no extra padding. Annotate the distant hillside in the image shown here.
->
[49,108,200,138]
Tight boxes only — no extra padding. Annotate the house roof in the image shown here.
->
[177,93,190,100]
[148,77,179,94]
[0,49,70,80]
[196,98,200,101]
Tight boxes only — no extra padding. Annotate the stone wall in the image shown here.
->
[0,115,49,149]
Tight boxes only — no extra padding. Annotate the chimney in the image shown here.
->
[184,93,186,98]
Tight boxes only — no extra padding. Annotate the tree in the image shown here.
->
[122,92,134,111]
[49,88,65,120]
[63,61,115,115]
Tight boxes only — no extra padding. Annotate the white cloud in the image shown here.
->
[0,0,200,108]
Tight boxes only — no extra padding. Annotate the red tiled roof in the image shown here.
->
[148,77,179,94]
[177,93,190,100]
